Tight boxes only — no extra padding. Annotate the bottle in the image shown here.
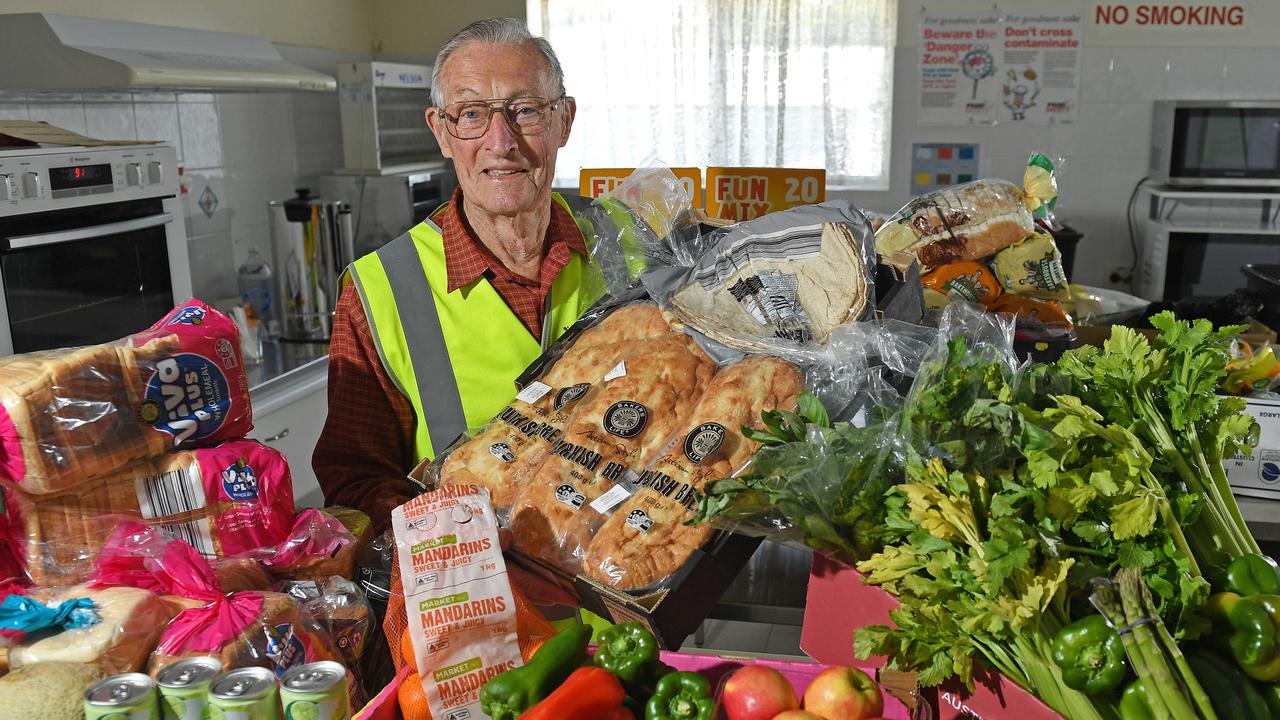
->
[237,247,276,341]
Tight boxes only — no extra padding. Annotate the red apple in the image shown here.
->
[722,665,800,720]
[772,712,826,720]
[802,665,883,720]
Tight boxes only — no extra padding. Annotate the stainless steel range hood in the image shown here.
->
[0,13,337,92]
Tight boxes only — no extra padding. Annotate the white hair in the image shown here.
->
[430,17,565,108]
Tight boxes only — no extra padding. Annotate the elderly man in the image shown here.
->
[314,18,602,532]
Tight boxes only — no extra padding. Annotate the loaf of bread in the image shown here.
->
[0,299,252,496]
[11,584,171,675]
[583,356,804,590]
[875,180,1034,272]
[439,303,673,516]
[8,439,296,586]
[509,332,716,572]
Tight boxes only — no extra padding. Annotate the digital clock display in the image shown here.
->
[49,163,112,190]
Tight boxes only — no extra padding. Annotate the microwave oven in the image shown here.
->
[1150,100,1280,187]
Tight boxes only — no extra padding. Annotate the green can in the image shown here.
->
[208,667,279,720]
[84,673,159,720]
[157,656,222,720]
[281,661,351,720]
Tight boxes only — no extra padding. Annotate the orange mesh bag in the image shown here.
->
[383,544,558,672]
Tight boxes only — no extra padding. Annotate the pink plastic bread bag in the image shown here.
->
[196,439,297,558]
[92,521,264,654]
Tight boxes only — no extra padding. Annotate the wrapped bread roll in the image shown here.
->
[583,356,803,590]
[11,584,171,674]
[509,332,716,571]
[439,303,672,516]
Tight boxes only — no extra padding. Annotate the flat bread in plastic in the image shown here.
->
[509,332,716,571]
[438,303,672,516]
[582,355,804,590]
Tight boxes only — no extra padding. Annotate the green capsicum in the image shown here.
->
[1118,680,1155,720]
[1050,614,1128,694]
[479,623,593,720]
[593,621,660,683]
[1206,591,1280,682]
[1184,646,1270,720]
[1259,680,1280,717]
[644,671,714,720]
[1226,554,1280,596]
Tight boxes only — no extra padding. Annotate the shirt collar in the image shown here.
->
[436,188,587,293]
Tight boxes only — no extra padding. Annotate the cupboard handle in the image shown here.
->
[264,428,290,442]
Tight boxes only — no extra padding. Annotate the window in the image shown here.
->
[529,0,897,190]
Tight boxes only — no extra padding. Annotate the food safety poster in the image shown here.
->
[918,10,1082,125]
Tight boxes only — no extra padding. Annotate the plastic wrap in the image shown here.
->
[431,297,677,521]
[5,438,296,587]
[243,508,360,583]
[920,261,1003,309]
[277,576,372,668]
[508,330,718,573]
[580,354,805,590]
[990,231,1070,300]
[875,154,1058,274]
[644,201,879,353]
[8,582,171,674]
[0,299,253,495]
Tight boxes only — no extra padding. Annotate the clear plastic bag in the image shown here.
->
[276,576,373,669]
[5,439,296,587]
[876,154,1058,273]
[0,299,253,495]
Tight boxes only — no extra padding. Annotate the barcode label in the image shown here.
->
[159,519,216,558]
[136,463,206,518]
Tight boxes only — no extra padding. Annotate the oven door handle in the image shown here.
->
[5,212,174,250]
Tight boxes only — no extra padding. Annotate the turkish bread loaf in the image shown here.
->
[509,332,716,571]
[667,220,871,350]
[874,179,1034,272]
[582,356,804,590]
[438,303,673,516]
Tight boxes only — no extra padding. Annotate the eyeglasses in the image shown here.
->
[438,94,567,139]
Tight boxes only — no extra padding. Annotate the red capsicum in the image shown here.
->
[518,665,628,720]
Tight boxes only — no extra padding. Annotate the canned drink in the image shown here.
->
[157,656,222,720]
[85,673,159,720]
[281,661,351,720]
[208,667,279,720]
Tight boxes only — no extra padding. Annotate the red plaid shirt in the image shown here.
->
[313,189,588,531]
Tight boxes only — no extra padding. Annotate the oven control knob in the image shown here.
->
[125,163,143,187]
[20,171,40,199]
[147,161,164,186]
[0,174,13,201]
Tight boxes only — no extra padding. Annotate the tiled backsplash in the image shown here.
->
[845,43,1280,289]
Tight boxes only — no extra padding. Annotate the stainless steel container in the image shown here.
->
[268,189,353,341]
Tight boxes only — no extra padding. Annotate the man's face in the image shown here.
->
[427,42,575,218]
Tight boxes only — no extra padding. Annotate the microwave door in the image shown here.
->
[0,207,176,355]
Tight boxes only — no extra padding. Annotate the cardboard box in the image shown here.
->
[802,554,1063,720]
[1223,396,1280,501]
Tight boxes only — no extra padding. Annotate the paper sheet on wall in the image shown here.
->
[917,11,1082,126]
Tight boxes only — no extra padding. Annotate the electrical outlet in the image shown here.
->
[1108,266,1133,285]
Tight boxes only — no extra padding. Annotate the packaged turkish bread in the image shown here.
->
[0,299,252,496]
[920,261,1004,309]
[508,331,717,572]
[876,154,1058,273]
[4,438,295,586]
[434,297,675,520]
[7,583,171,675]
[989,230,1070,300]
[581,354,804,590]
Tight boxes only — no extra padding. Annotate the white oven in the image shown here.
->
[0,144,190,355]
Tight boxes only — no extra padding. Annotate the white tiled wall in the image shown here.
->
[0,45,369,303]
[838,43,1280,289]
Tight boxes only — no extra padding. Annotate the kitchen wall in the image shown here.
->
[0,44,370,302]
[370,0,525,60]
[841,0,1280,289]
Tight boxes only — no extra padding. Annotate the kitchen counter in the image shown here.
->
[245,340,329,393]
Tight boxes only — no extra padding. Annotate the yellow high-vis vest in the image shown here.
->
[347,193,604,463]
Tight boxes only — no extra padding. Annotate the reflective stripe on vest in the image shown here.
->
[348,193,603,463]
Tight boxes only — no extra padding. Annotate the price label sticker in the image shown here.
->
[604,361,627,382]
[515,381,552,403]
[589,483,634,514]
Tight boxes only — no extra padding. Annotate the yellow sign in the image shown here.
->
[704,167,826,222]
[579,167,703,207]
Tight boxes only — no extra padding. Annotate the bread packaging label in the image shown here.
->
[392,485,520,720]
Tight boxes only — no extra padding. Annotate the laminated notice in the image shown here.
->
[392,485,521,720]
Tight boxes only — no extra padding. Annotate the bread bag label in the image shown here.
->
[393,485,520,719]
[138,353,235,446]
